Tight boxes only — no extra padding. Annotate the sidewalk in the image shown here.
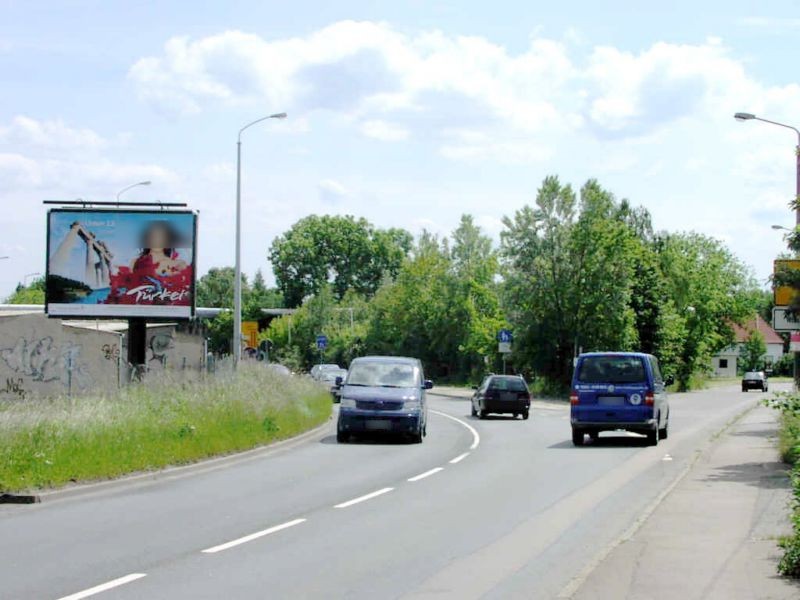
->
[571,403,800,599]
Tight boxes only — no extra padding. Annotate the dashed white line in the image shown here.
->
[57,573,147,600]
[334,487,394,508]
[430,409,481,450]
[408,467,444,482]
[449,452,470,464]
[201,518,306,553]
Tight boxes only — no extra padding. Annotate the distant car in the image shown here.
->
[310,364,342,381]
[741,371,768,392]
[265,363,292,377]
[337,356,432,443]
[471,375,531,420]
[323,368,348,403]
[570,352,671,446]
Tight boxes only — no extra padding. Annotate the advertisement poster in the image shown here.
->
[46,209,197,318]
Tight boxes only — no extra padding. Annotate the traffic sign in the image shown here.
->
[773,307,800,332]
[316,335,328,350]
[497,329,513,343]
[498,342,512,354]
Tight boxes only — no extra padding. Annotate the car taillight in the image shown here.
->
[645,391,655,406]
[570,390,579,405]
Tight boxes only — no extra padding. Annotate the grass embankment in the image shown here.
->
[0,365,331,493]
[766,393,800,577]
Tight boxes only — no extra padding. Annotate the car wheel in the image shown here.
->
[336,429,348,443]
[742,387,747,392]
[647,421,659,446]
[471,404,477,417]
[589,431,599,442]
[410,428,424,444]
[659,417,669,440]
[479,410,488,419]
[522,410,530,420]
[572,428,584,446]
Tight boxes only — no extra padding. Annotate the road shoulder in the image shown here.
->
[569,403,800,600]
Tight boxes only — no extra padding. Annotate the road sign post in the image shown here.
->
[316,334,328,364]
[497,329,513,374]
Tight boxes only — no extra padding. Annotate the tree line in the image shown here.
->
[245,176,765,390]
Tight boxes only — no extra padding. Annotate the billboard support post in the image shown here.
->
[127,318,147,380]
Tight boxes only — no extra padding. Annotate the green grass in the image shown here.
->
[0,364,331,493]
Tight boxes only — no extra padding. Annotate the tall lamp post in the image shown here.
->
[736,111,800,387]
[234,112,287,368]
[116,180,151,203]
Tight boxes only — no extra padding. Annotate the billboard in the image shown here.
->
[46,209,197,318]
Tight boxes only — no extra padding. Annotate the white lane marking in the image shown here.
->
[430,409,481,450]
[201,518,306,553]
[449,452,470,464]
[57,573,147,600]
[335,487,394,509]
[408,467,443,482]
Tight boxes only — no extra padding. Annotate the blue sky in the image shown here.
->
[2,1,800,299]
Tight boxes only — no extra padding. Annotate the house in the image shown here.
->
[711,315,785,377]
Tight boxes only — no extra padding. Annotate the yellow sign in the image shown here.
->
[241,321,259,349]
[774,260,800,306]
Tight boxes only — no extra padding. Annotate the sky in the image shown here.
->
[2,0,800,300]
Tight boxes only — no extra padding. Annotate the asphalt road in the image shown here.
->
[0,383,782,600]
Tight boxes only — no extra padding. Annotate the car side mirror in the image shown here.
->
[423,380,434,390]
[334,376,343,387]
[665,375,674,386]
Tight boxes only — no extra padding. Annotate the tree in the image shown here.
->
[5,277,45,304]
[740,329,767,372]
[269,215,412,307]
[196,267,242,308]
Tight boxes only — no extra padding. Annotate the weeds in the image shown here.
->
[0,364,331,492]
[764,392,800,577]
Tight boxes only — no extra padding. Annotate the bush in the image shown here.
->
[0,364,331,492]
[765,392,800,577]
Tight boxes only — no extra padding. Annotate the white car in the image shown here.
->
[310,364,342,381]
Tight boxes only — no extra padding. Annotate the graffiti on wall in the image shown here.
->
[148,332,174,368]
[0,336,91,392]
[102,343,120,361]
[2,377,26,400]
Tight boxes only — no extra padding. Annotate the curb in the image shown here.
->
[17,416,335,505]
[0,493,41,504]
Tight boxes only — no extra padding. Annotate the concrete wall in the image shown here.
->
[0,312,205,399]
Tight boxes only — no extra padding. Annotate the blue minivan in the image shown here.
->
[336,356,433,443]
[570,352,671,446]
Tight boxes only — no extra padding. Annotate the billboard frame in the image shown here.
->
[44,207,198,321]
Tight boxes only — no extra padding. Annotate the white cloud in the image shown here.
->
[318,178,349,204]
[0,115,107,152]
[360,119,409,141]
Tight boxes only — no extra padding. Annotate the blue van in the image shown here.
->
[336,356,433,443]
[570,352,671,446]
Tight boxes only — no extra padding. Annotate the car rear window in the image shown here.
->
[488,378,527,392]
[577,356,646,384]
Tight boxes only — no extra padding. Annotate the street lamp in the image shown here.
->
[116,180,151,203]
[737,111,800,387]
[23,272,40,286]
[234,112,287,368]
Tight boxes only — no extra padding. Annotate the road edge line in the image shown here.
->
[56,573,147,600]
[430,409,480,450]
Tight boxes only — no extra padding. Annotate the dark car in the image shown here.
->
[570,352,671,446]
[471,375,531,420]
[337,356,432,443]
[741,371,768,392]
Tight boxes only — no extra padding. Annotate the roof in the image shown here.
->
[352,355,420,364]
[731,315,783,345]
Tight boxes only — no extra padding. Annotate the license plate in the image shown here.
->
[365,420,392,431]
[500,392,517,401]
[598,396,625,405]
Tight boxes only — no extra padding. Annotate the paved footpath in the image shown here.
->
[571,402,800,600]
